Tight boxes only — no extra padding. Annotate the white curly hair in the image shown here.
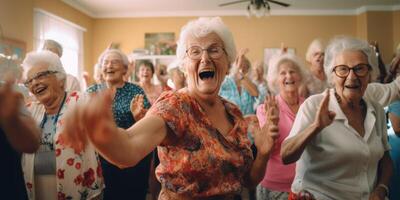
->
[176,17,237,66]
[324,36,378,85]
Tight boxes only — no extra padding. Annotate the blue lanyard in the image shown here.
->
[40,92,67,129]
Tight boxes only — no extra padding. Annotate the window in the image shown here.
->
[33,9,85,84]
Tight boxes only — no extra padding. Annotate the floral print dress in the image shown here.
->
[22,91,104,200]
[148,90,254,199]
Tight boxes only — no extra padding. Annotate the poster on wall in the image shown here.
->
[144,32,176,55]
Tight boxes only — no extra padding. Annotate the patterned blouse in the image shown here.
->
[86,82,150,128]
[148,90,254,199]
[219,75,256,115]
[23,92,104,200]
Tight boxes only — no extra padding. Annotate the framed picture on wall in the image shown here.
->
[144,32,176,55]
[0,37,26,65]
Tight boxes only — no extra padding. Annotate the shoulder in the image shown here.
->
[125,82,146,93]
[221,97,244,119]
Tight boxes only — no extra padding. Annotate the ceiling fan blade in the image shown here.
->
[266,0,290,7]
[219,0,250,7]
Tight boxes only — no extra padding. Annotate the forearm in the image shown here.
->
[246,152,269,188]
[281,123,319,164]
[241,77,259,97]
[1,115,40,153]
[376,152,393,189]
[93,115,167,169]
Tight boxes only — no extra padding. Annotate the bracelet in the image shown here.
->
[377,183,389,196]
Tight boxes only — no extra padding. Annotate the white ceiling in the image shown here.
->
[62,0,400,18]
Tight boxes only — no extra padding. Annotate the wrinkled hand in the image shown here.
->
[313,89,336,131]
[130,94,147,121]
[233,48,249,75]
[155,65,168,86]
[59,90,117,153]
[0,80,23,124]
[369,187,386,200]
[254,96,279,156]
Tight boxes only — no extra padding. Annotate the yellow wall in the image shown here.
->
[93,15,357,66]
[0,0,399,75]
[366,11,393,62]
[33,0,94,74]
[0,0,34,51]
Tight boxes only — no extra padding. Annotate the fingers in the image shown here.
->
[320,89,330,108]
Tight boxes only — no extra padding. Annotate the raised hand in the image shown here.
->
[130,94,147,121]
[313,89,336,131]
[0,80,23,124]
[254,96,279,156]
[59,90,117,152]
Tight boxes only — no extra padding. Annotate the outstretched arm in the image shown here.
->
[0,81,40,153]
[61,90,168,169]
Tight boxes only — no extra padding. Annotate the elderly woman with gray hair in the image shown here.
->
[255,53,308,200]
[61,17,279,200]
[86,48,152,200]
[21,50,103,200]
[281,36,393,200]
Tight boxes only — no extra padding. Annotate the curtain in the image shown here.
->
[33,9,85,83]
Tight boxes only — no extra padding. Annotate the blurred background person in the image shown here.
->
[303,38,328,96]
[137,60,169,105]
[42,39,81,92]
[86,49,151,200]
[21,50,103,200]
[252,60,269,109]
[220,48,259,115]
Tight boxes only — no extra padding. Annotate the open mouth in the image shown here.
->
[285,81,295,85]
[34,86,47,95]
[199,70,215,80]
[345,85,360,89]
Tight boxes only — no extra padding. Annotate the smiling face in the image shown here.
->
[26,63,64,104]
[332,50,370,103]
[183,32,229,99]
[138,64,154,82]
[277,60,302,94]
[101,52,127,84]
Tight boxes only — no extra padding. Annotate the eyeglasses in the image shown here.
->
[24,70,58,87]
[332,64,371,78]
[186,46,226,60]
[102,59,122,66]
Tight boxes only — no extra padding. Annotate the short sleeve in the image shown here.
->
[147,91,189,138]
[285,96,318,141]
[388,101,400,118]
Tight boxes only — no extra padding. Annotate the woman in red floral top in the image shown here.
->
[61,17,279,200]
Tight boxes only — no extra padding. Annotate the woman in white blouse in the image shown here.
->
[281,36,393,200]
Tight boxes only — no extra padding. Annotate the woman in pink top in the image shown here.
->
[256,53,308,200]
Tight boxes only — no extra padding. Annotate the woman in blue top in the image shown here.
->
[86,49,151,200]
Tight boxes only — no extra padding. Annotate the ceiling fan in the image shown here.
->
[219,0,290,8]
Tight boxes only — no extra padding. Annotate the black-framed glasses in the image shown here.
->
[186,46,226,60]
[24,70,58,87]
[332,64,371,78]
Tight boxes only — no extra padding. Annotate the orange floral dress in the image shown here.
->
[148,91,254,199]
